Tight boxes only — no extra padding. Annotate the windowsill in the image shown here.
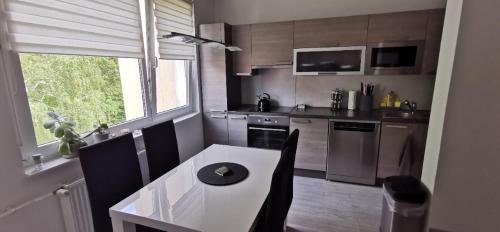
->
[24,156,79,176]
[23,111,200,177]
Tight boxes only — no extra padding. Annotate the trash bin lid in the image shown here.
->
[383,176,427,204]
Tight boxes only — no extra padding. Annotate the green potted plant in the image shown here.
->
[89,122,110,142]
[43,111,87,159]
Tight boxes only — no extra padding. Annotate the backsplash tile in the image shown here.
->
[241,68,435,110]
[241,68,296,107]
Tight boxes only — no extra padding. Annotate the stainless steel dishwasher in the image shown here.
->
[327,120,380,185]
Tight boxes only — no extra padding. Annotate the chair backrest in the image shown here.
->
[79,133,143,232]
[141,120,180,182]
[259,129,300,232]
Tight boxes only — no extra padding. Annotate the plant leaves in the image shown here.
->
[43,120,56,129]
[54,126,65,138]
[47,111,60,120]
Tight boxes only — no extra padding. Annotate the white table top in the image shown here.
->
[110,145,281,232]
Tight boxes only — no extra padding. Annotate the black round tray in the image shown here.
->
[197,162,249,186]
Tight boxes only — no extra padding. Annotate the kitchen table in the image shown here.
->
[109,144,281,232]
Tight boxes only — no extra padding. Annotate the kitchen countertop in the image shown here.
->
[228,104,294,116]
[228,105,430,123]
[290,107,430,123]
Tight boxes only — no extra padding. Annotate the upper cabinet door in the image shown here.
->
[251,22,294,66]
[294,16,369,48]
[422,9,445,75]
[200,23,225,42]
[232,25,252,76]
[200,23,228,112]
[367,11,429,43]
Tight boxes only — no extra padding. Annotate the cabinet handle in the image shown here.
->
[210,109,227,113]
[319,42,339,47]
[248,127,287,132]
[385,125,409,129]
[211,115,227,119]
[274,61,291,65]
[236,73,252,76]
[318,72,338,75]
[291,119,312,124]
[229,115,247,120]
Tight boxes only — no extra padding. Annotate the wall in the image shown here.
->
[427,0,500,231]
[214,0,446,25]
[421,1,463,192]
[241,68,436,110]
[0,1,212,231]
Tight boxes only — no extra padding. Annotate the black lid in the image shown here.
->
[383,176,427,204]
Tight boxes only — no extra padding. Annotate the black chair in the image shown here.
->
[142,120,180,182]
[79,134,162,232]
[256,129,300,232]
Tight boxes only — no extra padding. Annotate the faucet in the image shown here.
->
[403,100,417,113]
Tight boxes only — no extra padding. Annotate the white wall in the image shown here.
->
[0,1,211,231]
[214,0,446,25]
[426,0,500,231]
[421,0,463,192]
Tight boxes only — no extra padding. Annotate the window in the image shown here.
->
[0,0,199,162]
[19,53,145,145]
[155,59,189,113]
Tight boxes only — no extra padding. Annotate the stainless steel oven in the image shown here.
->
[247,115,289,150]
[366,41,425,75]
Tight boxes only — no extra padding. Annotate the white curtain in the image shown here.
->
[3,0,145,58]
[154,0,195,60]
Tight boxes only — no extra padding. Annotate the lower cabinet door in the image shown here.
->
[228,114,248,147]
[203,112,228,147]
[290,118,329,171]
[377,122,428,179]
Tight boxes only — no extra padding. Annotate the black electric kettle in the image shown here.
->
[257,93,271,112]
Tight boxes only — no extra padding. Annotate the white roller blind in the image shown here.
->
[3,0,145,58]
[154,0,195,60]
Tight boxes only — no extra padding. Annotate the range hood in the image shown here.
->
[159,32,242,52]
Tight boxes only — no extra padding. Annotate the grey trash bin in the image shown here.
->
[380,176,428,232]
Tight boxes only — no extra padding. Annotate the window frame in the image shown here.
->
[0,0,200,165]
[145,0,198,123]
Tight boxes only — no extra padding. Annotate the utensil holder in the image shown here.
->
[359,95,373,111]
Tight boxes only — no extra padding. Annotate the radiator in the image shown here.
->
[56,179,95,232]
[56,153,149,232]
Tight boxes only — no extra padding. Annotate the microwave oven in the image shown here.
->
[365,41,425,75]
[293,46,366,76]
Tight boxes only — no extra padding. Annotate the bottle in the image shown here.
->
[387,91,396,108]
[380,96,388,108]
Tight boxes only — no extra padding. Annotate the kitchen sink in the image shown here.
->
[383,111,430,119]
[383,112,413,118]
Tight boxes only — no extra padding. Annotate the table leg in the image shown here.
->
[111,217,137,232]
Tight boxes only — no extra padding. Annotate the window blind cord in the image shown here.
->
[0,190,58,220]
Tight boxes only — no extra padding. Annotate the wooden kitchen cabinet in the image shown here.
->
[232,25,253,76]
[422,9,445,75]
[251,22,294,66]
[290,118,329,171]
[367,11,429,43]
[203,112,229,147]
[228,114,248,147]
[294,16,369,48]
[377,122,428,179]
[199,23,241,111]
[200,23,241,147]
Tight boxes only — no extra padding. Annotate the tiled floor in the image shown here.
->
[287,176,383,232]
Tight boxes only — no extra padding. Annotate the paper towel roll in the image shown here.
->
[348,90,357,110]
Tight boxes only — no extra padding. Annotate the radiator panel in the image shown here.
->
[57,179,95,232]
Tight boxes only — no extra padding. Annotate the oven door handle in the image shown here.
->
[248,127,288,132]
